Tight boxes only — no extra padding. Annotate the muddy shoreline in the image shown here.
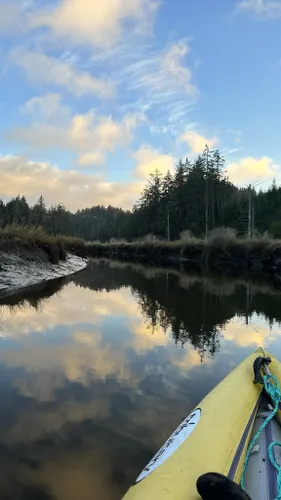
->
[0,248,87,298]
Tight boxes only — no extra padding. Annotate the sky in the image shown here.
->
[0,0,281,211]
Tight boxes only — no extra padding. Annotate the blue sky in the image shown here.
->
[0,0,280,210]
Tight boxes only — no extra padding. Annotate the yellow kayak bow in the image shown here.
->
[122,347,281,500]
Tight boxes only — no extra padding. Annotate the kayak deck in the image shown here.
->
[122,349,281,500]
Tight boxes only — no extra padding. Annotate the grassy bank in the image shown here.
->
[0,226,86,264]
[86,231,281,278]
[3,225,281,279]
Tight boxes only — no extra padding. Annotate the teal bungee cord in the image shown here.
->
[240,373,281,500]
[269,442,281,500]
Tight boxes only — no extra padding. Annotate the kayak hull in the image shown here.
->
[122,348,268,500]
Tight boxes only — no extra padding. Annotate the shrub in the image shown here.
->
[207,227,237,247]
[139,234,162,243]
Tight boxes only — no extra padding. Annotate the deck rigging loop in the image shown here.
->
[241,364,281,500]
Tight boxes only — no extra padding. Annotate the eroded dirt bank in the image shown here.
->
[0,248,87,298]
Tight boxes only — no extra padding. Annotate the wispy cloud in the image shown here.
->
[124,40,197,97]
[226,147,242,155]
[11,48,115,98]
[237,0,281,18]
[30,0,159,48]
[115,38,199,133]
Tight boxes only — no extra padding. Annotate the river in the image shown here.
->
[0,258,280,499]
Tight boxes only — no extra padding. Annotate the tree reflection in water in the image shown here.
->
[72,259,281,362]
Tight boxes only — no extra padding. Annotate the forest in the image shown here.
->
[1,146,281,242]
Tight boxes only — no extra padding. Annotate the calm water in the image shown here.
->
[0,259,281,499]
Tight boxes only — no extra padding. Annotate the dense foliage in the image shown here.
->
[1,147,281,240]
[0,195,130,241]
[130,148,281,239]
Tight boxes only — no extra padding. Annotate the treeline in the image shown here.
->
[131,148,281,239]
[0,196,130,241]
[1,147,281,240]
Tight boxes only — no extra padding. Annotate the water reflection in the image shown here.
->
[0,259,280,499]
[74,259,281,359]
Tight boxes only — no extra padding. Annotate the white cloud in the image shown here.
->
[227,156,281,186]
[7,96,137,167]
[5,105,176,206]
[77,152,105,168]
[133,144,175,179]
[180,130,219,154]
[31,0,159,48]
[21,93,71,124]
[11,49,115,98]
[237,0,281,17]
[0,155,143,210]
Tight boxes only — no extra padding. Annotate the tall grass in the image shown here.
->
[59,234,86,257]
[179,230,195,242]
[3,224,279,276]
[0,225,86,264]
[86,228,281,276]
[207,227,237,247]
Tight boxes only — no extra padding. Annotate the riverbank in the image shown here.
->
[0,226,87,297]
[86,234,281,280]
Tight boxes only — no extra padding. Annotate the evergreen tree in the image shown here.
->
[136,170,164,237]
[32,195,47,227]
